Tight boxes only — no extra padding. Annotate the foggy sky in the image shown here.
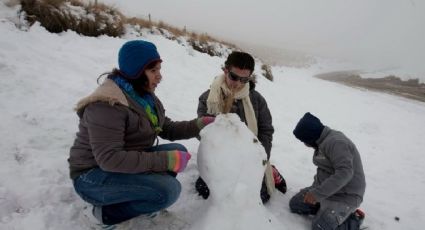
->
[101,0,425,75]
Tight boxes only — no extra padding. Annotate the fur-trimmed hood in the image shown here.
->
[74,79,128,112]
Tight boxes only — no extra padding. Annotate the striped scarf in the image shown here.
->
[112,76,162,133]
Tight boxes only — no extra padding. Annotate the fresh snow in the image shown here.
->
[1,3,425,230]
[194,114,280,230]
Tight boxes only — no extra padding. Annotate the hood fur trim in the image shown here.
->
[74,79,128,111]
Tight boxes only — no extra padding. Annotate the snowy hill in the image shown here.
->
[1,3,425,230]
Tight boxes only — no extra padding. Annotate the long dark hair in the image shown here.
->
[97,60,161,95]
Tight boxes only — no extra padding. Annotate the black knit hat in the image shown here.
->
[293,112,325,146]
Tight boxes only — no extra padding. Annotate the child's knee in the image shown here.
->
[312,208,342,230]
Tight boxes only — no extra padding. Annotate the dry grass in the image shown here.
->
[125,17,153,29]
[5,0,22,7]
[261,64,274,81]
[157,21,185,37]
[18,0,238,57]
[20,0,125,37]
[123,14,235,56]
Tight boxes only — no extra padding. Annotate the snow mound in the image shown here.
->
[194,114,281,230]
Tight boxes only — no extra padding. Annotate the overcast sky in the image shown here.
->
[101,0,425,74]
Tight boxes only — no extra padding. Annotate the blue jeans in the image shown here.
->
[290,188,360,230]
[73,143,187,225]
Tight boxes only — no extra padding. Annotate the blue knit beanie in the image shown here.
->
[293,112,325,146]
[118,40,161,79]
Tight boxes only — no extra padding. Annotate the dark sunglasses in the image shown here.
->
[228,71,252,84]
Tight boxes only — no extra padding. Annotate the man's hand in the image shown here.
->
[197,116,215,129]
[303,192,317,205]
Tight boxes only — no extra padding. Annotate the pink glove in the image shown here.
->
[272,165,287,193]
[167,150,192,173]
[272,165,284,184]
[197,116,215,129]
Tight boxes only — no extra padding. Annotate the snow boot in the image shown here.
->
[335,208,365,230]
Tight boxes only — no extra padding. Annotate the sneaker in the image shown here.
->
[98,224,117,230]
[150,209,189,228]
[145,211,159,218]
[92,206,103,223]
[82,206,117,230]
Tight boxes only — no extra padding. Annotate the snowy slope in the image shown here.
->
[1,3,425,230]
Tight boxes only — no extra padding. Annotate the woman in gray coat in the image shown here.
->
[68,40,213,227]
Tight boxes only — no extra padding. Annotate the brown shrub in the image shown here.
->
[18,0,237,57]
[126,17,153,29]
[20,0,125,37]
[261,64,274,81]
[5,0,21,7]
[157,21,186,37]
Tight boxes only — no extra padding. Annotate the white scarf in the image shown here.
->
[206,74,258,136]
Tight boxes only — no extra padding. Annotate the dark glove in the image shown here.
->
[272,165,287,194]
[260,178,271,204]
[195,177,210,199]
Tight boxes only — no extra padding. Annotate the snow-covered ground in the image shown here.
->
[1,3,425,230]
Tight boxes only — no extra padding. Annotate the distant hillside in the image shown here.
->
[238,42,316,68]
[316,71,425,102]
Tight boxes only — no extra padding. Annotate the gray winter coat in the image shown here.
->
[68,79,201,179]
[197,86,274,158]
[309,127,366,207]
